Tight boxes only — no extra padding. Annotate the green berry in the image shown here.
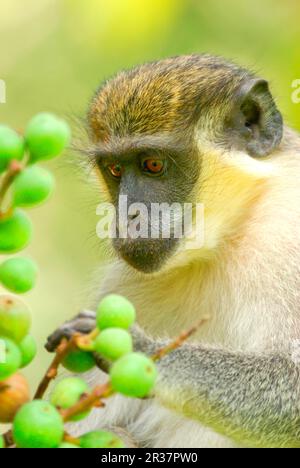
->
[25,113,71,162]
[62,349,95,373]
[97,294,136,331]
[0,125,24,173]
[94,328,132,361]
[0,337,22,381]
[0,258,38,294]
[14,166,55,207]
[13,400,64,448]
[0,435,4,448]
[51,377,90,422]
[80,431,125,448]
[0,295,31,342]
[110,352,157,398]
[19,335,37,368]
[59,442,80,448]
[0,210,32,253]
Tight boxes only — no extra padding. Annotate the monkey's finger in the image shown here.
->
[77,310,96,320]
[45,326,75,352]
[45,311,96,352]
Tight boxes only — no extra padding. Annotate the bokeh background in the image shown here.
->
[0,0,299,393]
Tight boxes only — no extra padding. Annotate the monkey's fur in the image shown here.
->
[48,55,300,448]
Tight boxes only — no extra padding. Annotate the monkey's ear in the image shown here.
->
[228,78,283,157]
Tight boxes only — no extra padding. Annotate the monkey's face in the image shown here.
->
[88,55,283,273]
[95,139,199,273]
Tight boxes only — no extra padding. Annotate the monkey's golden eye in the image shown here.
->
[142,159,165,175]
[108,163,123,178]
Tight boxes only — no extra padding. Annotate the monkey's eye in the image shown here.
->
[142,159,165,175]
[108,163,123,178]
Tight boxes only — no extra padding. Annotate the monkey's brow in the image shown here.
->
[92,134,186,160]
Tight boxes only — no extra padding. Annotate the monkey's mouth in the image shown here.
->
[113,237,179,273]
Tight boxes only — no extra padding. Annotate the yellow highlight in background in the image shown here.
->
[65,0,184,47]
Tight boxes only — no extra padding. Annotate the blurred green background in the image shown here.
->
[0,0,299,393]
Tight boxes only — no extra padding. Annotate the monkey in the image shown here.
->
[47,54,300,448]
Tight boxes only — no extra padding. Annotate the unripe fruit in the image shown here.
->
[97,294,136,330]
[0,435,4,448]
[13,166,55,207]
[59,442,80,448]
[110,352,157,398]
[0,125,24,173]
[51,377,90,422]
[93,328,132,361]
[0,210,32,253]
[19,335,37,368]
[62,349,95,373]
[0,295,31,342]
[0,258,38,294]
[0,337,22,381]
[13,400,64,448]
[0,373,30,423]
[80,431,125,448]
[25,113,71,162]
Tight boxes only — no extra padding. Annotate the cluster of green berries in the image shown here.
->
[12,398,125,449]
[0,113,70,293]
[0,295,36,422]
[0,294,157,448]
[0,113,70,447]
[35,294,157,449]
[45,294,155,448]
[0,113,70,170]
[62,294,157,399]
[13,398,125,448]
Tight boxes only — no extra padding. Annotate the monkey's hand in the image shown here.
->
[46,312,156,373]
[45,310,96,352]
[45,310,111,372]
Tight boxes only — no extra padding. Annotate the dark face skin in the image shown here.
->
[95,136,199,273]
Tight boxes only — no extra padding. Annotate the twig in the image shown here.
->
[75,328,99,351]
[151,316,209,362]
[34,328,100,400]
[63,433,81,446]
[0,160,23,214]
[34,336,79,400]
[61,382,112,422]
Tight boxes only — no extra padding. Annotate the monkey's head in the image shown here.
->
[87,55,283,274]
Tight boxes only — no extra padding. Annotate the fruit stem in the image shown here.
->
[151,316,210,362]
[63,432,81,446]
[61,382,113,422]
[34,336,79,400]
[34,329,100,401]
[75,328,99,351]
[0,159,23,215]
